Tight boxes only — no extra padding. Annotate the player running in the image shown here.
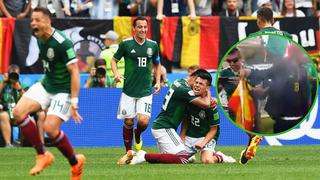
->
[13,7,85,179]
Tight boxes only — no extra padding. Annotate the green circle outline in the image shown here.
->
[215,32,319,137]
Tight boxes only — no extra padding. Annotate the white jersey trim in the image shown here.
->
[66,58,78,66]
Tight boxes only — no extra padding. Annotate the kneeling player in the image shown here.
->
[180,82,235,164]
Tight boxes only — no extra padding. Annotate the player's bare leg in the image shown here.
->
[13,96,54,175]
[45,115,85,179]
[118,118,134,164]
[134,114,149,151]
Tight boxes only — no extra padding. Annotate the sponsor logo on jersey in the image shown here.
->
[131,49,136,53]
[147,48,153,58]
[199,110,206,119]
[47,48,55,61]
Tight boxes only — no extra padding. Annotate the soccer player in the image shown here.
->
[127,70,229,165]
[180,77,236,164]
[12,7,85,179]
[111,16,162,164]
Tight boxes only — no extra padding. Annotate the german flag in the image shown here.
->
[0,18,15,73]
[113,16,153,42]
[180,16,220,69]
[228,79,256,131]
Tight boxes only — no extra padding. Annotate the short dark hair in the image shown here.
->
[257,7,273,23]
[32,7,52,20]
[8,64,20,73]
[94,59,106,68]
[190,69,212,86]
[133,16,148,27]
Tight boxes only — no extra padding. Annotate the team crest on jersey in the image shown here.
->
[199,110,206,119]
[147,48,153,58]
[47,48,55,61]
[188,90,195,96]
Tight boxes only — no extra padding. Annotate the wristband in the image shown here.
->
[71,97,79,105]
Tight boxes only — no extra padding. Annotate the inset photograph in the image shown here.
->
[217,34,318,135]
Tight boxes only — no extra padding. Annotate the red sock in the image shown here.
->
[123,124,133,152]
[52,131,77,165]
[134,123,147,143]
[246,133,255,146]
[145,154,189,164]
[18,117,45,154]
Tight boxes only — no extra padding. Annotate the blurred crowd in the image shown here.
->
[0,0,319,19]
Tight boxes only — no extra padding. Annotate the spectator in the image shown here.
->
[100,30,125,88]
[219,0,244,17]
[251,0,280,16]
[281,0,305,17]
[0,0,31,18]
[152,65,169,87]
[31,0,71,18]
[70,0,93,17]
[130,0,158,16]
[0,65,26,147]
[156,0,196,20]
[294,0,316,17]
[90,0,118,19]
[84,59,107,88]
[118,0,139,16]
[194,0,213,16]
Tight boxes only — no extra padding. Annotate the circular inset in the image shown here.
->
[216,34,318,136]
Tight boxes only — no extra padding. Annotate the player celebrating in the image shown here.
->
[13,7,85,179]
[127,70,233,165]
[111,16,161,164]
[180,77,236,164]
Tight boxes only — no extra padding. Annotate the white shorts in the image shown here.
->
[151,128,187,154]
[23,82,71,121]
[184,136,216,156]
[117,93,152,119]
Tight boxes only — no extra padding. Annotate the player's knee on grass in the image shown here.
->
[201,151,216,164]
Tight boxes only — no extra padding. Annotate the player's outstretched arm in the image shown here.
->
[67,62,83,123]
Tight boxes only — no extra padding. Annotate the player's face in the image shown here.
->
[227,0,238,11]
[134,20,148,40]
[193,77,209,96]
[31,11,51,38]
[228,59,242,72]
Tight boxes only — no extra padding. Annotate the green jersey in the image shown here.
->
[38,29,77,94]
[152,79,198,130]
[256,27,292,60]
[113,37,160,97]
[219,67,238,99]
[185,104,220,141]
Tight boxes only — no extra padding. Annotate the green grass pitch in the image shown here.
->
[0,145,319,180]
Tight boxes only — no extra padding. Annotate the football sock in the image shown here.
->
[18,117,45,154]
[123,124,134,152]
[145,154,189,164]
[213,153,223,163]
[134,123,147,144]
[52,131,77,166]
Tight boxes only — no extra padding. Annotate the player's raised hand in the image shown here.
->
[153,82,161,95]
[114,74,125,83]
[70,105,83,124]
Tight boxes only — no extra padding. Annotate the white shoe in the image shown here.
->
[216,151,236,163]
[188,155,196,163]
[130,150,146,165]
